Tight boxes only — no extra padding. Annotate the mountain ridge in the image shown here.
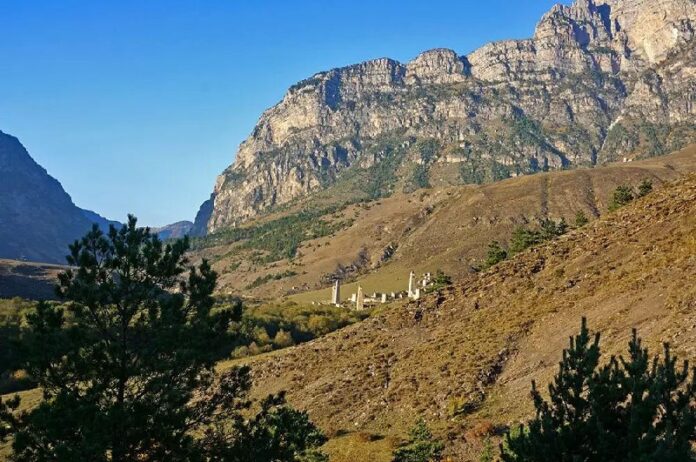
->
[194,0,696,233]
[0,130,118,264]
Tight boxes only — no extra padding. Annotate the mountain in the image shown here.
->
[194,0,696,234]
[152,220,193,240]
[0,130,118,264]
[230,165,696,462]
[191,144,696,299]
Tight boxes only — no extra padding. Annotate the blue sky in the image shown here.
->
[0,0,562,227]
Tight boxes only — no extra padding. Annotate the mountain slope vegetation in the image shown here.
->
[196,144,696,302]
[229,165,696,461]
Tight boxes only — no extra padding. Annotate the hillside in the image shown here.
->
[228,168,696,461]
[194,0,696,232]
[194,144,696,301]
[0,259,63,300]
[0,130,117,264]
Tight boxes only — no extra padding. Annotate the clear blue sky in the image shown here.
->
[0,0,562,227]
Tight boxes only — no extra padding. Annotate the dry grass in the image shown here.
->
[241,168,696,461]
[198,145,696,304]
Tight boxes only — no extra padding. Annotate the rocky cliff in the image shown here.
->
[195,0,696,233]
[0,131,117,263]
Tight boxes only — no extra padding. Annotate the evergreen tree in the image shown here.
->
[608,185,635,211]
[483,241,508,269]
[0,216,326,461]
[393,418,444,462]
[508,227,542,255]
[574,210,589,227]
[502,318,696,461]
[637,178,653,197]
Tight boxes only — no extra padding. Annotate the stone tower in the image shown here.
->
[356,286,365,311]
[408,271,415,298]
[331,280,340,306]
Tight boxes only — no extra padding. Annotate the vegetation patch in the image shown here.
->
[192,205,353,263]
[245,270,299,290]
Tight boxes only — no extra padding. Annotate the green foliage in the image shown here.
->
[508,227,543,255]
[0,299,37,394]
[410,164,431,190]
[246,270,298,289]
[0,216,326,461]
[460,158,512,185]
[228,301,367,358]
[425,270,453,293]
[483,241,508,270]
[538,218,568,241]
[637,178,653,197]
[416,138,439,164]
[432,270,452,286]
[482,218,569,270]
[392,418,444,462]
[574,210,589,227]
[608,184,635,211]
[502,318,696,462]
[459,157,487,185]
[365,137,407,199]
[480,438,495,462]
[192,206,351,263]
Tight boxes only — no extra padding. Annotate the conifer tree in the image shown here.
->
[637,178,653,197]
[393,418,444,462]
[574,210,589,227]
[608,184,635,211]
[483,241,508,269]
[0,216,326,461]
[502,318,696,461]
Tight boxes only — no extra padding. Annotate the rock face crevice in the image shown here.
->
[195,0,696,234]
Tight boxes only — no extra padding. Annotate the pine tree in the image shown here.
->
[508,227,542,255]
[637,178,653,197]
[502,318,696,461]
[0,216,326,461]
[608,185,635,211]
[574,210,589,227]
[393,418,444,462]
[483,241,508,269]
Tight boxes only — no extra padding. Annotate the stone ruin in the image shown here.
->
[324,270,437,309]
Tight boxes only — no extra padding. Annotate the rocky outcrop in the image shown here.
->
[0,131,117,263]
[195,0,696,233]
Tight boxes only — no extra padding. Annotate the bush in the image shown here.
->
[508,227,542,255]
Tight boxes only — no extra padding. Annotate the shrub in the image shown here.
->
[508,227,542,255]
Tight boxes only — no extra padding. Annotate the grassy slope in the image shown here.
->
[234,168,696,461]
[288,144,696,303]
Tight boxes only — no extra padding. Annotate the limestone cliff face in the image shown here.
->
[196,0,696,233]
